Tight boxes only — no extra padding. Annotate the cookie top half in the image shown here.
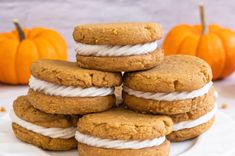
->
[73,22,163,45]
[124,55,212,92]
[30,59,122,88]
[13,96,78,128]
[77,108,172,140]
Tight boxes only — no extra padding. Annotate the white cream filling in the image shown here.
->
[173,104,217,131]
[75,131,165,149]
[29,76,114,97]
[10,110,76,139]
[75,41,158,56]
[123,81,213,101]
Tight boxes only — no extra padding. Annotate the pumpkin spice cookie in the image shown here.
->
[75,108,173,156]
[73,22,164,72]
[28,59,122,115]
[123,55,214,115]
[11,96,78,150]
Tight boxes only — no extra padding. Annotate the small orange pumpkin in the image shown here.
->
[0,19,68,84]
[163,5,235,80]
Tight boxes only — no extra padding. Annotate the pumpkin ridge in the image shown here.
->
[14,41,21,83]
[195,34,202,57]
[31,38,41,58]
[28,27,45,39]
[176,28,193,54]
[213,29,234,78]
[211,32,226,79]
[42,36,60,58]
[40,30,67,59]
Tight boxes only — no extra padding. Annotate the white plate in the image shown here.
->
[0,111,235,156]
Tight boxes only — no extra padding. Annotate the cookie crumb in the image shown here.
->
[0,106,6,112]
[220,103,228,109]
[112,29,118,35]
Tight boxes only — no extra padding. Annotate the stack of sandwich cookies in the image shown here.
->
[11,96,78,150]
[75,108,173,156]
[73,22,164,72]
[28,59,122,114]
[123,55,216,141]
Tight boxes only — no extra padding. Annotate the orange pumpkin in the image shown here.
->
[0,19,68,84]
[163,5,235,80]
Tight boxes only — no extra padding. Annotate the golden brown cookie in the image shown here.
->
[124,55,212,92]
[167,117,215,142]
[11,96,78,151]
[123,55,214,115]
[28,89,114,115]
[123,87,215,115]
[13,96,78,127]
[12,123,77,151]
[73,22,163,72]
[30,59,122,88]
[28,59,121,114]
[76,48,164,72]
[75,108,172,156]
[73,22,163,45]
[77,108,172,140]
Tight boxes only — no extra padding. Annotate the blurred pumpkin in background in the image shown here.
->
[163,5,235,80]
[0,19,68,85]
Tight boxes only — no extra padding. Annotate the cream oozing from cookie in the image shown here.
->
[29,76,114,97]
[75,131,165,149]
[173,104,217,131]
[75,41,158,56]
[123,81,213,101]
[10,110,76,139]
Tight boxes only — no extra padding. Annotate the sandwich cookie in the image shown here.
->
[73,22,164,72]
[28,59,122,114]
[11,96,78,150]
[75,108,173,156]
[123,55,213,115]
[167,95,216,142]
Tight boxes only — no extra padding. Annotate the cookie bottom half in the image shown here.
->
[77,139,170,156]
[76,48,164,72]
[28,89,114,115]
[167,117,215,142]
[12,123,77,151]
[123,88,214,115]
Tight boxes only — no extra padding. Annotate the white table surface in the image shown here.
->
[1,73,235,155]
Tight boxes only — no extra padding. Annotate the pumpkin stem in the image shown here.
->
[199,4,208,34]
[13,19,25,41]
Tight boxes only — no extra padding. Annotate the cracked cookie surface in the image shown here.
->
[77,108,173,140]
[13,96,78,127]
[124,55,212,92]
[30,59,122,88]
[73,22,163,45]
